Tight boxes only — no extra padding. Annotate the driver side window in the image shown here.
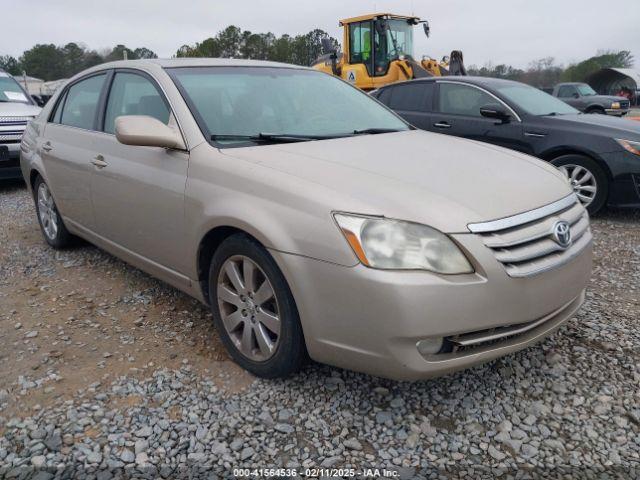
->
[558,86,576,98]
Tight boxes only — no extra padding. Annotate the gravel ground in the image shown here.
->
[1,180,639,479]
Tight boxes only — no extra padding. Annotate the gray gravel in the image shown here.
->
[1,181,639,479]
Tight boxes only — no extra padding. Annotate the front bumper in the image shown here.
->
[601,150,640,207]
[0,143,23,180]
[270,233,592,381]
[605,108,629,116]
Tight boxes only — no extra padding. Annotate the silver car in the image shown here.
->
[20,59,593,380]
[1,69,41,180]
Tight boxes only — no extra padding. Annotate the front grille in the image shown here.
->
[621,100,630,109]
[0,116,31,124]
[471,196,592,278]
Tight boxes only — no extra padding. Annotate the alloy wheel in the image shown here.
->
[37,182,59,241]
[216,255,281,362]
[557,164,597,207]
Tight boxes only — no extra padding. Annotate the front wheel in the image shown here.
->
[34,176,72,248]
[208,233,306,378]
[552,155,608,214]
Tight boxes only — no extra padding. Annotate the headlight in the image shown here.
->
[333,213,473,274]
[616,138,640,156]
[611,102,621,109]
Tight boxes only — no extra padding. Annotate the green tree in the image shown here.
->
[105,44,136,62]
[20,44,66,80]
[217,26,243,57]
[562,50,634,82]
[0,55,21,75]
[133,47,158,59]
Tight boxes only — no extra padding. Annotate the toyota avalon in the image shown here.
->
[20,59,592,380]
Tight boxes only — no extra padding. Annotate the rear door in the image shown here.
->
[432,81,528,153]
[41,72,109,230]
[384,82,435,130]
[89,69,190,276]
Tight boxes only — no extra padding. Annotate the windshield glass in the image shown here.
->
[493,83,579,116]
[167,67,408,146]
[382,19,414,59]
[577,84,597,96]
[0,74,31,103]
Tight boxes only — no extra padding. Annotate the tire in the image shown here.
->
[586,107,605,115]
[33,176,72,248]
[208,233,306,378]
[551,154,608,215]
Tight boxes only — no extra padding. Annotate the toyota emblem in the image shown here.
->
[552,221,572,248]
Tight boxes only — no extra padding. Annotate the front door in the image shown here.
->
[432,82,529,154]
[42,73,109,230]
[90,70,190,275]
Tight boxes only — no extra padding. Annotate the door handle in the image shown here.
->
[91,155,108,169]
[433,121,451,129]
[42,142,53,152]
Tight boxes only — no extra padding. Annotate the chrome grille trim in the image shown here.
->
[474,195,592,278]
[467,194,577,233]
[0,116,32,124]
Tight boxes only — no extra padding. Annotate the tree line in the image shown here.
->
[0,26,339,82]
[0,44,158,81]
[467,50,634,88]
[0,25,633,88]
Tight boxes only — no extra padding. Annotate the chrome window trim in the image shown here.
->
[435,80,522,122]
[467,194,577,233]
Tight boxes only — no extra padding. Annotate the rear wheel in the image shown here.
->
[552,155,608,214]
[208,234,306,378]
[34,176,72,248]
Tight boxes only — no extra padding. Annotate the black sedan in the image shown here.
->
[371,77,640,214]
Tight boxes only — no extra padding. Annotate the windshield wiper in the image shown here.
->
[352,128,405,135]
[211,133,327,144]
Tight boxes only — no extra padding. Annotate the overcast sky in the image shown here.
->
[4,0,639,69]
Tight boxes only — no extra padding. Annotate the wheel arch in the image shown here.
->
[539,147,613,181]
[196,223,295,306]
[585,104,606,113]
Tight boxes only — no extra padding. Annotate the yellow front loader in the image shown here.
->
[312,13,466,91]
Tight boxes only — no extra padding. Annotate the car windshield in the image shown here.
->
[167,67,408,146]
[577,84,597,96]
[493,83,579,116]
[381,19,414,59]
[0,74,31,104]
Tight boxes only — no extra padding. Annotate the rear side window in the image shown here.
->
[60,74,107,129]
[438,83,495,117]
[389,83,433,112]
[103,72,170,134]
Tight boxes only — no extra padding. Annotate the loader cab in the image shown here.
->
[345,14,419,78]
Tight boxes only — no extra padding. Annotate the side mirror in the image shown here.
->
[115,115,185,149]
[423,22,431,38]
[480,104,511,122]
[572,92,580,99]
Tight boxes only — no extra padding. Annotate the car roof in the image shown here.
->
[92,58,306,70]
[377,76,527,90]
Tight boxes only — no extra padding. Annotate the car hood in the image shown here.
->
[589,94,628,104]
[0,102,41,117]
[544,113,640,141]
[221,130,571,233]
